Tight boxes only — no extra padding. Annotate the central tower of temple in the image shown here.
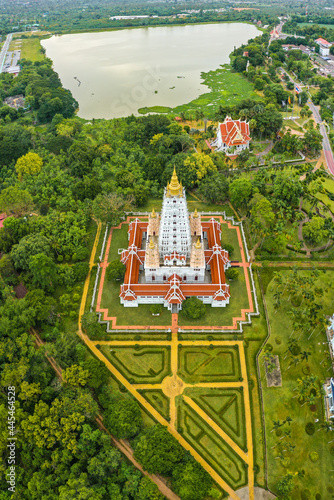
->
[158,167,192,265]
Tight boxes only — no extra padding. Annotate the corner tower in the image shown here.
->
[158,167,192,265]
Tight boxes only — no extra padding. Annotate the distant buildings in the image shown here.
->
[315,37,332,57]
[210,116,251,156]
[324,316,334,422]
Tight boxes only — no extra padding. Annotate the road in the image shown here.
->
[308,99,334,176]
[280,67,334,176]
[0,33,12,73]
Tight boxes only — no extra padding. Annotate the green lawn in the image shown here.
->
[178,345,241,383]
[178,268,250,327]
[139,64,260,119]
[99,345,171,384]
[262,270,334,498]
[141,389,170,420]
[21,38,45,61]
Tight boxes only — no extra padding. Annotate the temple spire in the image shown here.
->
[167,167,183,197]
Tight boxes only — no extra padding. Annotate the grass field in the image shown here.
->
[100,345,172,384]
[21,38,45,61]
[139,64,260,118]
[178,345,241,383]
[262,270,334,498]
[178,268,251,327]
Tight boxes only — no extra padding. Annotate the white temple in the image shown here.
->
[144,167,205,283]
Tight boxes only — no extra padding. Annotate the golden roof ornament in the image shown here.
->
[151,208,156,218]
[193,208,198,218]
[167,166,183,197]
[149,238,155,250]
[195,237,201,249]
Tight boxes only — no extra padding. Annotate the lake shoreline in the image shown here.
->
[51,20,261,37]
[42,23,261,120]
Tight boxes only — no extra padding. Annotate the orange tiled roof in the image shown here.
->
[220,117,251,147]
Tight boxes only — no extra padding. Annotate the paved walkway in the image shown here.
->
[78,222,256,500]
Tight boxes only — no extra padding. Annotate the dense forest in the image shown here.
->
[1,4,334,498]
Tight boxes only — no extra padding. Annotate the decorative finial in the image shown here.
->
[151,208,156,218]
[168,166,182,197]
[193,208,198,218]
[195,237,201,249]
[149,238,155,249]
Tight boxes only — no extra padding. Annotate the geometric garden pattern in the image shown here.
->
[79,218,258,500]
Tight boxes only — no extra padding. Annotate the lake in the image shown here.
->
[42,23,260,119]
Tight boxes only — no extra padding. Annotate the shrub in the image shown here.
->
[328,486,334,494]
[305,422,315,435]
[150,304,163,315]
[275,336,282,345]
[105,399,143,439]
[106,260,126,281]
[309,451,318,463]
[222,243,234,257]
[73,261,89,281]
[225,268,239,280]
[265,343,273,352]
[72,246,89,262]
[315,494,322,500]
[182,297,206,319]
[275,428,283,437]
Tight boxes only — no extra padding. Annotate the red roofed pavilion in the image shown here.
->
[211,116,251,156]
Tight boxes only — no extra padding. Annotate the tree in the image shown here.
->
[183,153,217,186]
[197,173,229,204]
[182,297,206,319]
[134,424,185,475]
[63,365,90,387]
[105,399,142,439]
[136,476,165,500]
[250,194,275,242]
[0,186,34,217]
[92,193,133,225]
[15,152,43,181]
[0,123,31,166]
[303,217,328,245]
[0,254,18,285]
[229,178,253,209]
[172,460,212,500]
[225,268,239,280]
[11,234,52,271]
[106,260,126,281]
[273,173,303,208]
[29,253,57,290]
[81,311,103,339]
